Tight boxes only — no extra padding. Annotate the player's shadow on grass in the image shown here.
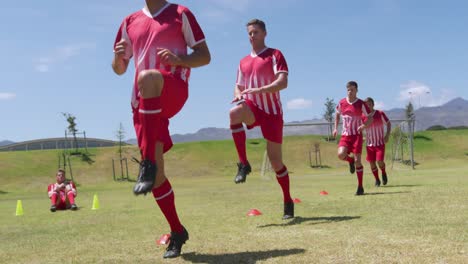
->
[0,190,8,194]
[182,248,305,264]
[383,184,421,188]
[364,191,411,195]
[257,216,360,228]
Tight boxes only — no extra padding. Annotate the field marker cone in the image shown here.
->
[247,208,262,216]
[320,190,329,195]
[16,200,24,216]
[293,198,302,203]
[157,234,171,245]
[92,194,100,210]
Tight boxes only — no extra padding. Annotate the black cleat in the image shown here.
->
[283,201,295,220]
[163,227,189,259]
[375,179,381,187]
[349,161,356,174]
[234,163,251,184]
[133,159,157,195]
[71,204,78,210]
[355,186,364,196]
[50,205,56,212]
[382,173,388,185]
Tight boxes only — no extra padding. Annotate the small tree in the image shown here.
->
[405,101,415,120]
[115,122,126,161]
[62,113,78,153]
[323,97,336,140]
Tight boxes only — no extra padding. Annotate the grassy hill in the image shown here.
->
[0,130,467,263]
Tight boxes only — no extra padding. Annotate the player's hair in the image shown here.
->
[365,97,375,106]
[57,169,66,176]
[347,81,358,90]
[246,19,266,32]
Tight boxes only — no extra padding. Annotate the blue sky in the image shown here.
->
[1,0,467,142]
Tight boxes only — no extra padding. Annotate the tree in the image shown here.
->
[62,113,78,153]
[405,101,415,120]
[115,122,126,161]
[323,97,336,140]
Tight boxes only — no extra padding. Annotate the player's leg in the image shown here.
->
[133,69,165,195]
[354,153,365,195]
[367,146,380,187]
[50,192,58,212]
[266,140,294,219]
[150,142,187,259]
[229,102,255,183]
[65,190,78,210]
[338,145,355,174]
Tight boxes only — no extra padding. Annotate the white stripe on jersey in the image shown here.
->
[260,78,270,114]
[270,93,277,115]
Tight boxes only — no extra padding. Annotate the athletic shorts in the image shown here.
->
[132,70,188,153]
[338,135,363,154]
[366,145,386,162]
[244,99,283,144]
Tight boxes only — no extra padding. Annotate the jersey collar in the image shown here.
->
[142,2,171,18]
[250,47,269,58]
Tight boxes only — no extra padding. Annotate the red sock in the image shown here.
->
[371,167,379,180]
[231,123,248,165]
[275,166,293,203]
[380,165,386,175]
[51,193,58,205]
[139,97,161,162]
[67,191,75,204]
[346,156,354,163]
[152,179,183,233]
[356,166,364,187]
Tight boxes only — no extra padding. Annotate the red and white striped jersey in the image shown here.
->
[114,3,206,109]
[336,98,371,136]
[47,181,77,197]
[236,47,288,115]
[363,110,390,146]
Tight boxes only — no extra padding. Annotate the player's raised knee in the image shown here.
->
[229,105,243,123]
[137,69,164,98]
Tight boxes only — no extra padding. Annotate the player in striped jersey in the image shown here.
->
[363,97,391,186]
[229,19,294,219]
[333,81,373,195]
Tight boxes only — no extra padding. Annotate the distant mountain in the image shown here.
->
[118,97,468,144]
[0,140,15,147]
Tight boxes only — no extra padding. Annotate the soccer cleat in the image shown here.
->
[163,227,189,259]
[382,173,388,185]
[355,186,364,196]
[234,162,252,184]
[133,159,157,195]
[71,204,78,210]
[375,179,381,187]
[349,161,356,174]
[283,201,295,220]
[50,205,56,212]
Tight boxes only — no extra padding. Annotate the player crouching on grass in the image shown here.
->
[363,97,391,186]
[47,169,78,212]
[333,81,373,195]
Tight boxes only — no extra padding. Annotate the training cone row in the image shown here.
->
[16,200,24,216]
[92,194,100,210]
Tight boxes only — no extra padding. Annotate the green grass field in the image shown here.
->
[1,130,467,263]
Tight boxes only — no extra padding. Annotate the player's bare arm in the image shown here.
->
[158,41,211,68]
[112,39,130,75]
[241,72,288,95]
[231,85,244,103]
[333,112,341,138]
[385,121,392,143]
[358,113,374,133]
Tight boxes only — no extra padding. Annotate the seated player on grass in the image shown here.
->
[47,169,78,212]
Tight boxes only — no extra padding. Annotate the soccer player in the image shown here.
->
[112,0,210,258]
[47,169,78,212]
[333,81,373,195]
[229,19,294,219]
[363,97,391,186]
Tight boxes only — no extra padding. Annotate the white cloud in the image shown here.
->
[34,43,96,73]
[0,93,16,100]
[398,81,457,108]
[374,101,385,110]
[287,98,313,110]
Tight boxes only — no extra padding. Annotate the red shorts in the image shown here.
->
[133,70,188,153]
[55,192,71,210]
[338,135,363,154]
[366,145,386,162]
[244,99,283,144]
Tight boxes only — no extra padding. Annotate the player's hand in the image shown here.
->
[114,39,130,60]
[333,129,337,138]
[231,94,243,103]
[384,135,389,143]
[357,125,365,133]
[157,48,182,66]
[241,88,263,95]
